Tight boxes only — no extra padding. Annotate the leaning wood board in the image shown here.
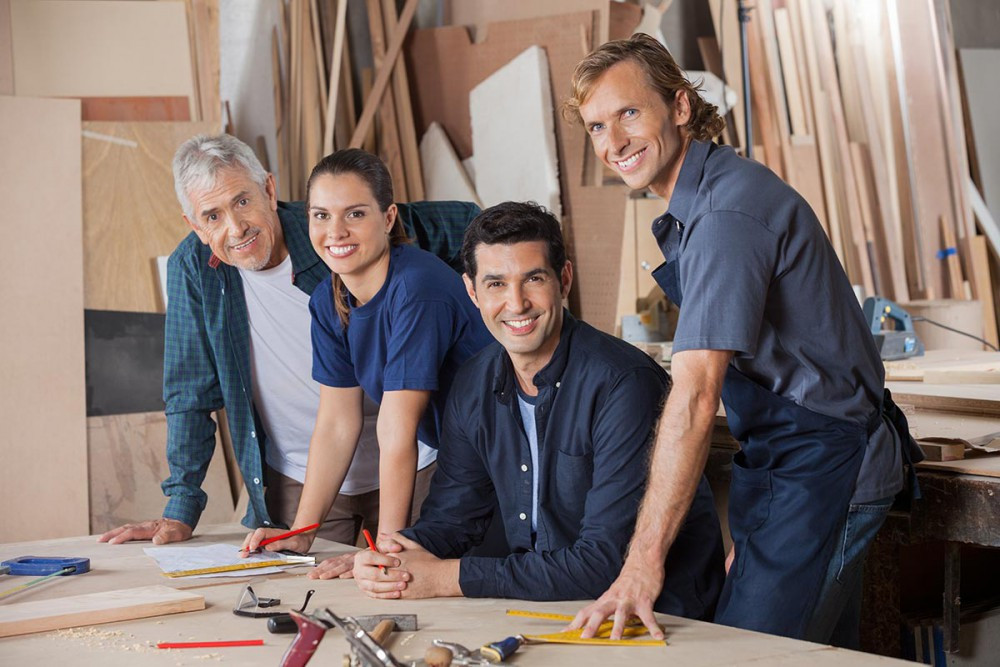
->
[10,0,196,119]
[0,586,204,638]
[82,121,217,313]
[0,96,89,543]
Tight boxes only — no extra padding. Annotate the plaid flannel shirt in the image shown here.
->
[161,199,481,529]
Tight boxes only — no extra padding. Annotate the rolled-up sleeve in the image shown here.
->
[161,251,224,528]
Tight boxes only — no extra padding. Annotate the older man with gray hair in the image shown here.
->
[99,134,478,565]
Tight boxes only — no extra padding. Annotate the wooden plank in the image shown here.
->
[708,0,745,149]
[321,0,347,156]
[615,198,638,337]
[298,0,323,196]
[191,0,221,123]
[904,298,983,351]
[773,7,807,137]
[382,0,424,201]
[79,96,191,122]
[10,1,196,119]
[82,121,218,313]
[960,49,1000,231]
[696,36,734,147]
[923,368,1000,384]
[272,26,290,200]
[445,0,612,48]
[349,0,418,150]
[788,136,828,236]
[889,0,957,300]
[0,0,12,94]
[0,586,205,638]
[88,412,235,535]
[917,440,967,462]
[0,96,88,543]
[364,0,407,200]
[851,142,891,297]
[745,7,784,178]
[969,234,999,348]
[939,215,966,299]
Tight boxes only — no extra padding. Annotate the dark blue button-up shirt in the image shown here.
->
[403,314,724,619]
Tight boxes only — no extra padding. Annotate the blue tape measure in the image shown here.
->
[0,556,91,576]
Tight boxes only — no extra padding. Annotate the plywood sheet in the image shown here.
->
[470,46,561,218]
[82,121,218,313]
[10,0,195,117]
[88,412,235,535]
[0,585,204,638]
[79,96,192,122]
[419,122,482,206]
[0,96,88,543]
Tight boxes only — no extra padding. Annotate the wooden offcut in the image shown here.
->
[82,121,217,313]
[0,96,89,543]
[79,96,191,122]
[419,122,481,206]
[0,586,205,638]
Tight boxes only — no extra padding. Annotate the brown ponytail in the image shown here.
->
[306,148,410,328]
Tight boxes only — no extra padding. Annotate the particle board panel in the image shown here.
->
[0,96,88,543]
[79,96,192,122]
[82,121,218,313]
[10,0,196,119]
[0,586,205,638]
[419,122,482,207]
[88,411,235,535]
[470,46,561,218]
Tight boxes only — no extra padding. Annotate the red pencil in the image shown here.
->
[157,640,263,649]
[362,528,387,574]
[243,522,321,553]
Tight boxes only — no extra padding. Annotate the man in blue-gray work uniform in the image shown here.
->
[350,201,724,618]
[99,134,479,569]
[566,34,922,647]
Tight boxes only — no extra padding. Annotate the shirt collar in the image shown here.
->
[667,139,712,224]
[493,310,578,401]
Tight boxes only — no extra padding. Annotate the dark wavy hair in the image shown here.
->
[461,201,567,282]
[306,149,409,327]
[564,33,725,141]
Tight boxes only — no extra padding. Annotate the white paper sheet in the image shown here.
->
[143,543,311,578]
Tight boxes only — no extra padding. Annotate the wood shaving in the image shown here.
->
[49,627,156,653]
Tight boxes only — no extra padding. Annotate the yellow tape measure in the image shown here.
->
[163,560,290,578]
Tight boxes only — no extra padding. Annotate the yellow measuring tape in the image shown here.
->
[506,609,666,647]
[163,560,290,578]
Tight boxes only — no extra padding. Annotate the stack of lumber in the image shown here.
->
[885,349,1000,384]
[270,0,422,201]
[703,0,999,349]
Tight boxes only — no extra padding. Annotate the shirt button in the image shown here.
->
[521,464,528,472]
[263,521,270,526]
[555,381,561,388]
[519,512,527,521]
[253,477,260,485]
[251,431,256,438]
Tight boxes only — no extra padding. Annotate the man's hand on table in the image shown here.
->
[567,557,666,641]
[98,518,193,545]
[353,533,460,599]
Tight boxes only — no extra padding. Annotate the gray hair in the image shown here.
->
[172,133,268,219]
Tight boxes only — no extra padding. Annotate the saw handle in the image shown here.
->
[279,611,328,667]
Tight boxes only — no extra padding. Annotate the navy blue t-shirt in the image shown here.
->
[309,244,493,447]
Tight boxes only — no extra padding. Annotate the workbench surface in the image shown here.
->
[0,525,909,665]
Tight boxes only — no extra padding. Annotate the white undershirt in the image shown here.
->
[239,256,385,494]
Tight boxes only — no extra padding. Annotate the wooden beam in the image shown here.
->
[350,0,419,150]
[322,0,347,155]
[364,0,407,201]
[382,0,424,201]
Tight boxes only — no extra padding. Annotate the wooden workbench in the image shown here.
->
[0,525,909,665]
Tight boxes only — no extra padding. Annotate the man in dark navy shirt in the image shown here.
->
[352,201,724,618]
[566,34,920,647]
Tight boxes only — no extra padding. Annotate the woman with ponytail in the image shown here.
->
[243,149,492,577]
